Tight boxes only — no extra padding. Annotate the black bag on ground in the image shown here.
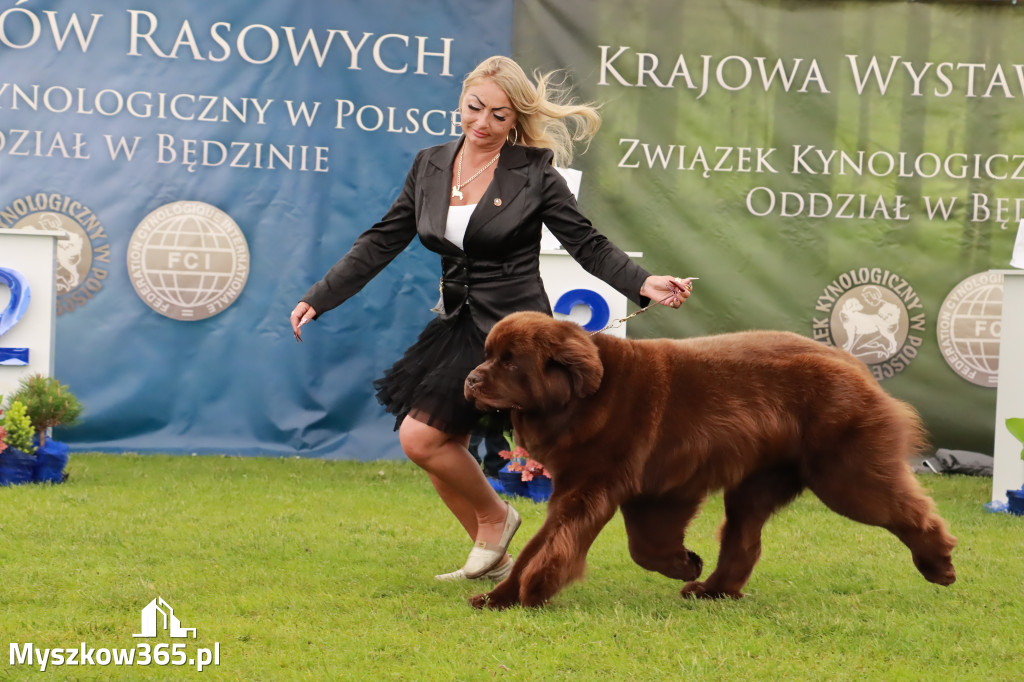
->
[916,448,993,476]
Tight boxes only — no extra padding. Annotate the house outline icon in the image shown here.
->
[132,597,197,638]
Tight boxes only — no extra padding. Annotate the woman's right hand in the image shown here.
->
[290,301,316,342]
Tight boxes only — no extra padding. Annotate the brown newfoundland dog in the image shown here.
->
[463,311,956,609]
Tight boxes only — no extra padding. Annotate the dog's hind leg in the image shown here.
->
[806,452,957,586]
[681,466,804,599]
[621,493,705,581]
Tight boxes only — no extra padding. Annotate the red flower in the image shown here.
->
[498,446,549,481]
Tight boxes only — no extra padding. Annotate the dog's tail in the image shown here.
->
[890,396,930,460]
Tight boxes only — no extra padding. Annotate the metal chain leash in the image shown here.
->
[589,299,665,335]
[589,278,698,336]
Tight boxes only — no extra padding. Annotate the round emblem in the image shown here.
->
[812,267,926,381]
[127,201,250,321]
[3,192,111,316]
[936,271,1002,387]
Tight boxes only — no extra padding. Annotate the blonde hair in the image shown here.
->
[460,56,601,167]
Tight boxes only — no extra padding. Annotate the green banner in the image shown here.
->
[515,0,1021,454]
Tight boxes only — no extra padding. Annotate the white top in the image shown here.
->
[444,203,476,251]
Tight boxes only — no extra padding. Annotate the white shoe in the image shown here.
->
[435,556,514,582]
[461,503,521,579]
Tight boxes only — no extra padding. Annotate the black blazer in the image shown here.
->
[302,138,651,333]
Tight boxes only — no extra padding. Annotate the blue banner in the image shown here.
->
[0,0,513,457]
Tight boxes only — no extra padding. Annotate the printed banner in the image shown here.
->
[2,0,1017,457]
[0,0,512,457]
[513,0,1021,454]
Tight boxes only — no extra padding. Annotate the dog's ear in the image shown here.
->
[549,328,603,398]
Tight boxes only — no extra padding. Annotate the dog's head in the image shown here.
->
[464,311,604,412]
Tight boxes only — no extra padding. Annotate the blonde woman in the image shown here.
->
[290,56,693,582]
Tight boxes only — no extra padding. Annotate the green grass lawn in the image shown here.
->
[1,453,1021,681]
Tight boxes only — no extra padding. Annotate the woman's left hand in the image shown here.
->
[641,275,695,308]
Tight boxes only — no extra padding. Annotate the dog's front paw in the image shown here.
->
[680,580,743,600]
[468,590,519,610]
[680,580,707,599]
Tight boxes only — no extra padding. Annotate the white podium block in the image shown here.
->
[540,250,643,339]
[539,168,644,337]
[991,269,1024,503]
[0,229,62,398]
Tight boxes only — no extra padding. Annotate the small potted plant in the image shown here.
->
[520,456,553,502]
[0,398,37,486]
[7,374,82,484]
[497,431,553,502]
[496,432,530,498]
[1005,418,1024,516]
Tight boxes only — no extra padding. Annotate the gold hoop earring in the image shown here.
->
[507,127,519,146]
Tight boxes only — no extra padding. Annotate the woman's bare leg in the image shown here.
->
[399,415,513,548]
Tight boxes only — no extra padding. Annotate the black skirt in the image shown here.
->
[373,308,504,436]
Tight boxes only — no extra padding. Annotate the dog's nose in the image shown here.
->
[465,373,480,388]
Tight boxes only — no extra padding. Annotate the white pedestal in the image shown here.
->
[991,269,1024,503]
[539,250,642,338]
[0,229,62,398]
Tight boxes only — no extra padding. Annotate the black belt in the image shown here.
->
[436,256,539,317]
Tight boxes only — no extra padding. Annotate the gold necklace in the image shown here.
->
[452,148,501,200]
